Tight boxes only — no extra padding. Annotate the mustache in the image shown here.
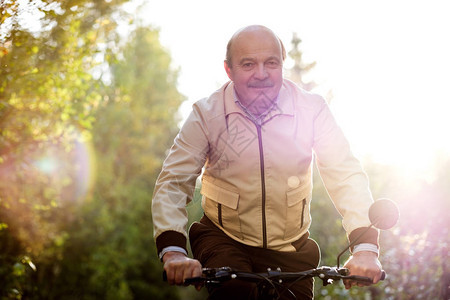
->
[248,80,274,88]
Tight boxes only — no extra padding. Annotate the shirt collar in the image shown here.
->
[224,81,294,121]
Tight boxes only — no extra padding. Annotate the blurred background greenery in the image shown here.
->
[0,1,448,299]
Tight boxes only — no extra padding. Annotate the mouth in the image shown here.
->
[248,81,274,89]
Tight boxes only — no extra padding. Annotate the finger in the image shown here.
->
[164,261,179,285]
[362,271,379,284]
[192,262,203,278]
[181,266,192,285]
[343,279,351,289]
[347,280,363,289]
[182,263,199,284]
[373,270,383,283]
[174,267,185,285]
[166,269,175,285]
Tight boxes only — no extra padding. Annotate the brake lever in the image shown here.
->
[183,267,234,286]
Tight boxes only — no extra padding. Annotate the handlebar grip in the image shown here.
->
[348,275,373,283]
[163,271,205,286]
[184,276,205,285]
[348,270,386,283]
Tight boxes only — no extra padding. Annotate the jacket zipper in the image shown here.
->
[256,124,268,249]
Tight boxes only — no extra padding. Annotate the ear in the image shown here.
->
[224,60,233,81]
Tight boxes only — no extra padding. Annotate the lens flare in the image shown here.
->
[34,157,58,174]
[72,136,97,201]
[32,131,97,203]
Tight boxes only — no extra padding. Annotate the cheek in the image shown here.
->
[272,69,283,82]
[233,75,251,91]
[234,72,250,83]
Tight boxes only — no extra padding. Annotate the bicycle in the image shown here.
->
[165,198,399,300]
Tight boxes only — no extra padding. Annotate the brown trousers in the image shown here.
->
[189,215,321,300]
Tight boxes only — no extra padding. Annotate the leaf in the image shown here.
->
[22,256,37,272]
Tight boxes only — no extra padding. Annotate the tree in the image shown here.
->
[44,26,187,299]
[0,1,201,297]
[88,25,183,298]
[0,0,131,297]
[285,32,316,91]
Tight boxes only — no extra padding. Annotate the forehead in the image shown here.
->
[231,29,282,61]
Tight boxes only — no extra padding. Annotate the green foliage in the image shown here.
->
[58,25,185,299]
[1,0,130,296]
[0,1,186,299]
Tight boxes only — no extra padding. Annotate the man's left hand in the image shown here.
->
[342,251,382,289]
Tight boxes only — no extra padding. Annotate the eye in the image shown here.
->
[266,60,280,68]
[242,62,254,70]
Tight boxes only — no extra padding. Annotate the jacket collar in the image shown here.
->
[223,80,295,119]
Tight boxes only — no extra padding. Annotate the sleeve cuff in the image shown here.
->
[156,230,187,255]
[348,227,379,251]
[158,246,188,261]
[352,243,379,256]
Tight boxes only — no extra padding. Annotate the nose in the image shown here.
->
[254,63,268,80]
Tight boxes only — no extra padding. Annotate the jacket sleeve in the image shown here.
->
[152,103,209,254]
[312,99,379,247]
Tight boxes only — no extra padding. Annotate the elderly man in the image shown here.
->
[152,25,382,299]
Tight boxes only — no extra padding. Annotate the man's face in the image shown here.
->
[224,29,283,108]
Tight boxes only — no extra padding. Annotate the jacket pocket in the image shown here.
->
[201,179,242,239]
[284,183,310,239]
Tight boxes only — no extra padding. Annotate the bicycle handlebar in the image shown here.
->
[179,266,385,287]
[163,266,385,300]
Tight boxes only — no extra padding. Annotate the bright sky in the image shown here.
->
[130,0,450,179]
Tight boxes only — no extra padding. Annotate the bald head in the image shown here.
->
[225,25,286,67]
[223,25,284,107]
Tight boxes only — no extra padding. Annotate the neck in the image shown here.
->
[235,92,278,117]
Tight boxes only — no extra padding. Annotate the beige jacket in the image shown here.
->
[152,79,376,253]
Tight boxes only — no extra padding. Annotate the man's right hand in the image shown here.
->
[162,251,203,290]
